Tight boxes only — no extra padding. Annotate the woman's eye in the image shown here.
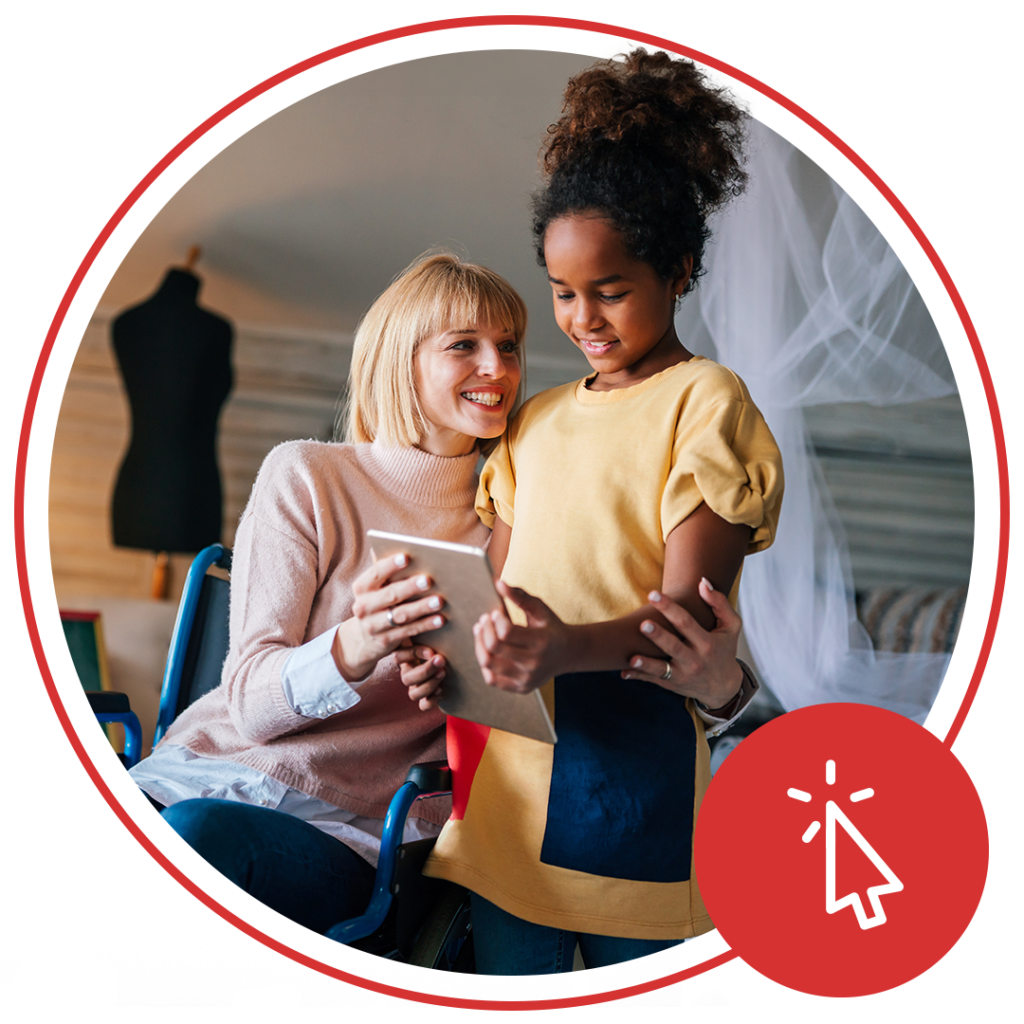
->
[600,292,627,302]
[448,340,473,351]
[555,292,574,301]
[499,341,519,354]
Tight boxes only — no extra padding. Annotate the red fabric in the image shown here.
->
[446,715,490,820]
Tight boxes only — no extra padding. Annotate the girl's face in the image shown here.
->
[544,214,692,389]
[413,322,522,456]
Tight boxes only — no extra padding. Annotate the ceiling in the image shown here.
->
[100,48,608,376]
[97,46,955,397]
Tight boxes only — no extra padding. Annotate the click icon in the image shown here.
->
[788,759,903,930]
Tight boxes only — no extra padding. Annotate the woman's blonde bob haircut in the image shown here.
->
[342,251,527,450]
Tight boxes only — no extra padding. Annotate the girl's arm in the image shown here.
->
[474,503,750,709]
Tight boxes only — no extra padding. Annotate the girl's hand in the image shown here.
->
[622,578,744,710]
[333,554,447,681]
[396,644,446,711]
[473,580,569,694]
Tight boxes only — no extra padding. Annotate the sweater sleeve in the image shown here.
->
[218,444,349,744]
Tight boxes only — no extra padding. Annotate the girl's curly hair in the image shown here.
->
[532,49,748,292]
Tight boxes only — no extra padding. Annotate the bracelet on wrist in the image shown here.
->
[696,661,752,717]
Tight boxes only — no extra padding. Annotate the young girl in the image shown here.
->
[418,50,784,974]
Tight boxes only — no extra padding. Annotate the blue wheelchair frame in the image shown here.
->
[126,543,467,957]
[153,543,231,747]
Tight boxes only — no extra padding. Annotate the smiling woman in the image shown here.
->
[127,252,528,938]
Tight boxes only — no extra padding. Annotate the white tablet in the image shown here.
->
[368,529,557,745]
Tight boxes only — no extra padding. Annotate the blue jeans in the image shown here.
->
[470,894,682,974]
[161,798,376,934]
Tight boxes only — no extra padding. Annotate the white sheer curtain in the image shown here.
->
[677,121,959,723]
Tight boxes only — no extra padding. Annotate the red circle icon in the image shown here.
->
[695,703,988,997]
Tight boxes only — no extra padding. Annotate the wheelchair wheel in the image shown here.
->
[407,884,474,971]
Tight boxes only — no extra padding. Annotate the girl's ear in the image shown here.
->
[672,255,694,298]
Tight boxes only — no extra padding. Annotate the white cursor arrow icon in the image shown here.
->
[789,758,904,930]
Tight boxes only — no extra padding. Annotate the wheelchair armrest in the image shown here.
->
[86,691,143,769]
[85,690,132,714]
[405,760,451,795]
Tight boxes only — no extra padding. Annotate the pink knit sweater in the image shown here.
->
[159,439,488,824]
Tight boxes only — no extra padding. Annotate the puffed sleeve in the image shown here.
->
[661,395,784,553]
[475,430,516,530]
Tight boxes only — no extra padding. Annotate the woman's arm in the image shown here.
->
[473,502,750,708]
[219,446,451,743]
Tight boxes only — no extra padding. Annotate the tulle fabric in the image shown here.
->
[677,121,958,722]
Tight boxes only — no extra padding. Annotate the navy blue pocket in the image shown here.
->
[539,671,696,882]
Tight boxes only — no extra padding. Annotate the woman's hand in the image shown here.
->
[396,644,447,711]
[473,580,570,694]
[622,578,744,710]
[332,554,447,681]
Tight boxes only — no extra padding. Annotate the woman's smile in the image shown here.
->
[460,386,506,407]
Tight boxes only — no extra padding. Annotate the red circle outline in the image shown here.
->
[16,15,1007,1009]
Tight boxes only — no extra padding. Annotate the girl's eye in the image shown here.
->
[554,289,625,302]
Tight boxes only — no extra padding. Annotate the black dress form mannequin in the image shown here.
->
[111,267,233,567]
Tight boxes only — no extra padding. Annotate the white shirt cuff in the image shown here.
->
[281,625,364,718]
[696,660,760,738]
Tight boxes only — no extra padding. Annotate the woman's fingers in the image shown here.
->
[353,572,446,639]
[639,615,688,660]
[626,582,744,704]
[378,592,445,629]
[697,577,741,633]
[352,571,434,618]
[621,656,672,684]
[646,580,741,638]
[383,610,446,644]
[352,552,410,594]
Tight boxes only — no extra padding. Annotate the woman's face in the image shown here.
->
[413,322,522,456]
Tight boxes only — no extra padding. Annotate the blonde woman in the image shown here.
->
[130,253,527,933]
